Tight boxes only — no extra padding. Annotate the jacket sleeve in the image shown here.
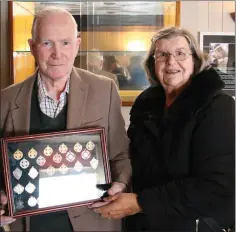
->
[108,81,131,186]
[137,95,235,224]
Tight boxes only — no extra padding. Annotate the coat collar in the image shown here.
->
[131,68,225,126]
[11,67,89,135]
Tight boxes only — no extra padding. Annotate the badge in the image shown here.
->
[28,166,39,179]
[66,151,76,162]
[20,158,29,169]
[44,145,53,156]
[46,166,55,176]
[13,149,23,160]
[59,143,68,154]
[15,199,24,210]
[86,141,95,151]
[13,184,24,195]
[25,182,36,194]
[74,142,82,153]
[81,150,91,160]
[28,148,37,159]
[90,157,99,169]
[53,153,62,163]
[36,156,46,166]
[28,196,37,207]
[59,164,68,174]
[74,161,83,172]
[13,167,22,180]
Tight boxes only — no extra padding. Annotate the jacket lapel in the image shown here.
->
[67,67,89,130]
[11,74,37,136]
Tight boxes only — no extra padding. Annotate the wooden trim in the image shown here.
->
[176,1,181,26]
[8,1,14,85]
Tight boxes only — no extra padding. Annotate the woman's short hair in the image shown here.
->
[144,27,211,84]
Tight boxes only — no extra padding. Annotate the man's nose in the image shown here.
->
[52,45,61,59]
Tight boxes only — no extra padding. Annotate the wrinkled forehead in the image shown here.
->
[35,13,77,40]
[155,36,191,51]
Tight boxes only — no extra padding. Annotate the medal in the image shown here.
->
[13,149,23,160]
[59,143,68,154]
[36,156,46,166]
[46,166,55,176]
[66,151,76,162]
[90,157,99,169]
[74,161,83,172]
[15,199,24,210]
[86,141,95,151]
[59,164,68,174]
[81,150,91,160]
[74,142,82,152]
[44,145,53,156]
[13,167,22,180]
[25,182,36,194]
[53,153,62,163]
[28,166,39,179]
[13,184,24,195]
[28,148,37,159]
[28,196,37,207]
[20,158,29,169]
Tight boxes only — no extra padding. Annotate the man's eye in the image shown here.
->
[63,41,70,46]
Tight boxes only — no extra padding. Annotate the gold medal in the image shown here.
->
[86,141,95,151]
[28,148,37,159]
[14,149,23,160]
[74,142,82,152]
[44,145,53,156]
[59,143,68,154]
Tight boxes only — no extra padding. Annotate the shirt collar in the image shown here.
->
[37,72,70,102]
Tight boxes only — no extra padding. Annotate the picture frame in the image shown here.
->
[199,32,235,96]
[1,127,111,218]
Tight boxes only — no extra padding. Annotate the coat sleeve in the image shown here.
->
[108,81,131,186]
[137,95,235,224]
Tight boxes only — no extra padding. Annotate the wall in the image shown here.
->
[122,1,235,128]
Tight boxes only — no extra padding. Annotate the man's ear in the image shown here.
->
[28,39,36,57]
[76,37,81,52]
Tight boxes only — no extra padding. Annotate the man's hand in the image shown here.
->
[0,191,15,227]
[89,182,126,208]
[93,193,142,219]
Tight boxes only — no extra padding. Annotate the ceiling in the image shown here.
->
[16,1,165,15]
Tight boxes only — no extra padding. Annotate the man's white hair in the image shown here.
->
[31,6,78,40]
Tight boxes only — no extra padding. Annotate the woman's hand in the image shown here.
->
[0,191,16,227]
[93,193,142,219]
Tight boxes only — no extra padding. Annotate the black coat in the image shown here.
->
[125,68,235,231]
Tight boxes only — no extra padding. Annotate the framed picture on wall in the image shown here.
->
[1,128,111,218]
[199,32,235,96]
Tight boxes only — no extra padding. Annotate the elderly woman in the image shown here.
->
[94,27,235,231]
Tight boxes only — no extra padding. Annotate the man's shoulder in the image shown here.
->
[73,67,114,85]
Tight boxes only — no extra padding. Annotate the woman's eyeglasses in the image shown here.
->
[153,50,192,62]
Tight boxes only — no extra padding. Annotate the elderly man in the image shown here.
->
[0,7,131,232]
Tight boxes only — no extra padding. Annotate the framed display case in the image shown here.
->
[1,127,111,218]
[200,32,235,96]
[9,1,180,105]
